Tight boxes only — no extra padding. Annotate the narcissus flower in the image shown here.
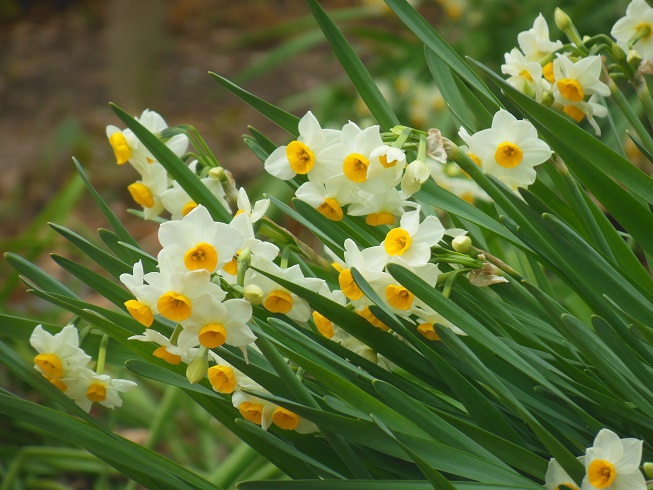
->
[264,111,344,183]
[127,161,169,220]
[66,371,137,412]
[120,260,159,327]
[612,0,653,62]
[501,48,551,101]
[552,55,610,107]
[295,175,358,221]
[177,296,255,349]
[562,94,608,136]
[232,390,318,433]
[340,123,385,184]
[471,109,553,189]
[106,109,188,168]
[518,13,563,62]
[235,187,269,223]
[380,208,445,267]
[581,428,645,490]
[129,329,201,365]
[158,205,243,273]
[30,325,92,380]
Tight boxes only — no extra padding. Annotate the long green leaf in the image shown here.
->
[306,0,400,130]
[210,73,300,136]
[384,0,499,107]
[4,252,78,299]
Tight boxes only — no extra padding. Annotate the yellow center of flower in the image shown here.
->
[286,141,315,174]
[417,322,440,341]
[124,299,154,327]
[34,353,64,378]
[557,78,584,102]
[157,291,192,322]
[263,290,293,314]
[86,381,107,402]
[495,142,524,168]
[519,69,533,81]
[184,242,218,272]
[198,323,227,348]
[238,401,264,425]
[563,105,585,123]
[128,183,155,208]
[357,306,390,331]
[379,154,397,168]
[316,198,344,221]
[555,484,579,490]
[223,255,238,275]
[365,212,395,226]
[384,228,412,256]
[312,311,334,338]
[467,153,482,168]
[153,346,182,365]
[338,268,364,300]
[109,132,131,165]
[207,365,236,394]
[343,153,370,182]
[543,61,555,84]
[331,261,343,273]
[587,459,616,489]
[272,407,300,430]
[43,374,67,391]
[182,201,198,217]
[385,284,414,310]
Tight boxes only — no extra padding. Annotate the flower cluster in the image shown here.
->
[30,325,136,412]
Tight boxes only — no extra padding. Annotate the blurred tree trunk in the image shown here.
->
[105,0,164,110]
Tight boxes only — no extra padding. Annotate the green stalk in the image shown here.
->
[124,385,180,490]
[608,77,653,156]
[95,335,109,376]
[552,158,614,260]
[208,441,260,487]
[634,75,653,130]
[254,335,371,479]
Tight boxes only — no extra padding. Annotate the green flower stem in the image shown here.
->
[254,334,371,479]
[208,441,260,487]
[95,334,109,376]
[173,124,220,168]
[552,157,614,260]
[391,127,413,149]
[442,269,467,298]
[634,75,653,130]
[417,133,427,162]
[124,385,180,490]
[169,324,183,345]
[608,77,653,156]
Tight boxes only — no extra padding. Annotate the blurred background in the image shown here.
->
[0,0,630,487]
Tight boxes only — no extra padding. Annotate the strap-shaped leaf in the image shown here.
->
[210,73,300,136]
[111,103,232,223]
[384,0,499,107]
[306,0,400,131]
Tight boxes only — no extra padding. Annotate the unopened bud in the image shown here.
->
[452,235,472,253]
[243,284,264,305]
[208,167,225,180]
[186,353,209,384]
[612,43,627,63]
[644,462,653,479]
[554,8,571,32]
[401,160,431,196]
[628,49,643,70]
[519,78,535,99]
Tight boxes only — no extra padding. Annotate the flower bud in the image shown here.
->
[644,462,653,479]
[208,167,225,180]
[628,49,643,70]
[243,284,264,305]
[554,8,571,32]
[612,43,627,63]
[186,354,209,384]
[518,77,536,99]
[539,91,554,107]
[452,235,472,253]
[401,160,431,196]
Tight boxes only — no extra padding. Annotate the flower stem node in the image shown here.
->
[452,235,472,254]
